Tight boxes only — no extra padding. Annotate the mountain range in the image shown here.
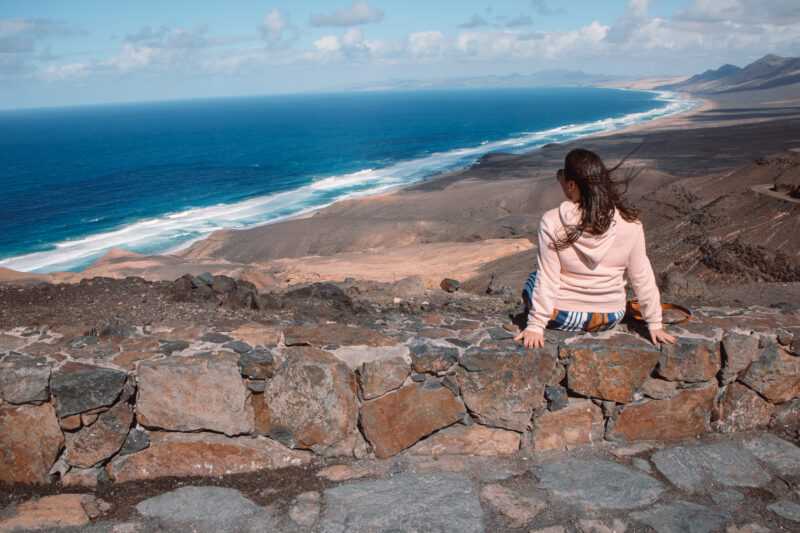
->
[658,54,800,94]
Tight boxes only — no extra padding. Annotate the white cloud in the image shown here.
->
[407,31,444,58]
[310,1,384,28]
[259,8,297,48]
[314,35,341,53]
[38,61,89,81]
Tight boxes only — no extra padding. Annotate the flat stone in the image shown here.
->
[767,500,800,522]
[577,519,629,533]
[62,467,101,488]
[640,377,679,400]
[770,399,800,434]
[534,458,665,510]
[106,432,311,482]
[409,339,459,374]
[657,337,721,382]
[0,333,26,352]
[358,355,410,400]
[0,353,51,404]
[632,457,653,473]
[51,361,128,417]
[715,382,774,433]
[289,491,321,528]
[726,524,772,533]
[135,486,266,530]
[320,472,483,533]
[457,345,556,431]
[262,347,358,454]
[137,352,254,436]
[739,343,800,403]
[317,464,370,482]
[741,434,800,475]
[360,382,464,458]
[562,336,661,403]
[158,339,190,355]
[407,424,520,456]
[120,427,150,455]
[711,490,744,507]
[238,348,274,379]
[720,332,760,384]
[631,501,730,533]
[480,483,545,528]
[284,323,395,347]
[64,400,134,468]
[200,332,233,343]
[608,382,717,442]
[532,398,604,451]
[0,402,64,484]
[222,340,252,354]
[651,441,771,493]
[228,323,282,347]
[545,384,569,410]
[0,494,94,531]
[331,344,410,370]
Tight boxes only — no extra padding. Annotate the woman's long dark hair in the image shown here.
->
[552,148,640,251]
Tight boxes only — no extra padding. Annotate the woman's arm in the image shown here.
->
[627,224,666,332]
[516,215,561,348]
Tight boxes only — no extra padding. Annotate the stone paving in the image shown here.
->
[2,431,798,532]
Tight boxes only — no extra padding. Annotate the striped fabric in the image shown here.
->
[523,271,625,333]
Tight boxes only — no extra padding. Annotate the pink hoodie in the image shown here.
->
[526,201,663,334]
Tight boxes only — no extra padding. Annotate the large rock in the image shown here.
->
[480,483,545,528]
[51,362,128,417]
[457,345,556,431]
[561,336,660,403]
[0,353,51,404]
[739,342,800,403]
[0,494,96,531]
[657,338,720,383]
[534,458,665,510]
[360,382,464,458]
[409,339,459,374]
[741,434,800,475]
[651,442,771,493]
[631,501,730,533]
[137,352,254,436]
[105,432,311,482]
[283,324,395,347]
[715,382,774,433]
[0,402,64,484]
[608,382,717,442]
[407,424,520,456]
[720,332,760,384]
[262,347,358,454]
[320,472,483,533]
[64,400,134,468]
[228,322,282,347]
[135,486,264,529]
[640,377,679,400]
[532,399,604,451]
[358,356,410,400]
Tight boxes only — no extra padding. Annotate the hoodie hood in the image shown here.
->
[558,201,618,270]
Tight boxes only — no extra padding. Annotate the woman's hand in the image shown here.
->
[514,328,544,349]
[650,328,676,346]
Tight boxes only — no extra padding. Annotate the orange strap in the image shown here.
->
[627,299,692,325]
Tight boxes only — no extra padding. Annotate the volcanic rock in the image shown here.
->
[50,361,128,417]
[720,332,761,384]
[0,353,51,404]
[358,356,410,400]
[0,402,64,484]
[657,337,721,382]
[0,494,98,531]
[64,400,134,468]
[532,398,604,451]
[480,483,545,528]
[715,382,775,433]
[739,342,800,403]
[407,424,520,456]
[283,323,395,348]
[409,339,459,374]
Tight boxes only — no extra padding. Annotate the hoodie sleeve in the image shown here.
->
[626,223,663,331]
[526,214,561,334]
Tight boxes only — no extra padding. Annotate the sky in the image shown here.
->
[2,0,799,109]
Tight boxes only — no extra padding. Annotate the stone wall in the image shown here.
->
[1,305,799,486]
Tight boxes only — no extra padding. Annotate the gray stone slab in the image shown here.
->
[651,442,771,493]
[533,458,665,510]
[768,500,800,522]
[320,472,483,533]
[135,486,265,528]
[631,501,730,533]
[742,434,800,475]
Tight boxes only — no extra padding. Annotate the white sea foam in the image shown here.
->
[0,90,697,273]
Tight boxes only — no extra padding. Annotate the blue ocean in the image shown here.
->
[0,88,692,273]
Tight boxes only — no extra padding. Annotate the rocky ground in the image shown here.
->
[0,274,799,532]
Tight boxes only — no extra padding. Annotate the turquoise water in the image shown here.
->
[0,88,692,273]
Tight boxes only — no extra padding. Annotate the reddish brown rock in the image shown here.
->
[770,399,800,435]
[640,377,679,400]
[263,347,358,454]
[657,338,721,383]
[715,383,774,433]
[61,467,100,488]
[532,399,604,451]
[64,400,134,468]
[0,402,64,484]
[136,352,254,436]
[317,464,370,482]
[60,414,82,431]
[358,356,410,400]
[480,484,546,529]
[720,333,761,384]
[252,393,271,435]
[409,340,459,374]
[457,346,556,431]
[283,324,395,347]
[407,424,520,456]
[739,343,800,403]
[229,323,282,347]
[563,336,660,403]
[360,382,465,458]
[608,382,718,442]
[0,494,96,531]
[105,432,311,482]
[112,351,158,371]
